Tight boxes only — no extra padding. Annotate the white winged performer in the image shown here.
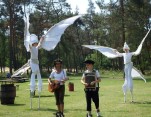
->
[83,29,150,103]
[22,13,82,109]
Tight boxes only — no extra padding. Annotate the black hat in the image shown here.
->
[54,59,62,65]
[84,60,95,64]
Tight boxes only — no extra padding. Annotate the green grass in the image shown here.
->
[0,71,151,117]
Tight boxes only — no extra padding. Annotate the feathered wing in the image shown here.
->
[41,15,82,51]
[82,45,120,58]
[134,29,151,55]
[132,67,146,83]
[24,13,30,52]
[11,62,31,77]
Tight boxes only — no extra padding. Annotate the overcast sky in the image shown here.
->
[66,0,101,14]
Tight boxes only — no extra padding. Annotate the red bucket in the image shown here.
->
[68,82,74,91]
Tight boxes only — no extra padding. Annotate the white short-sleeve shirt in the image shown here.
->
[49,69,67,85]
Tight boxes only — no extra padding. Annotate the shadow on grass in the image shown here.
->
[131,101,151,104]
[2,103,26,106]
[64,108,85,112]
[33,95,55,98]
[108,110,129,112]
[33,94,70,98]
[26,108,56,112]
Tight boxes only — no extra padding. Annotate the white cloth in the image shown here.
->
[49,69,67,85]
[117,53,134,94]
[11,62,30,77]
[123,52,133,64]
[29,45,42,92]
[30,61,42,92]
[122,62,133,94]
[41,15,82,51]
[30,46,38,60]
[30,34,38,46]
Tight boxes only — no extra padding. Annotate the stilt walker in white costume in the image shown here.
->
[23,13,82,109]
[29,34,44,109]
[29,34,43,93]
[83,29,150,103]
[115,42,137,102]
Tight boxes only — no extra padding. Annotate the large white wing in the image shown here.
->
[132,67,146,83]
[24,13,30,52]
[82,45,120,58]
[134,29,151,55]
[41,15,82,51]
[11,62,31,77]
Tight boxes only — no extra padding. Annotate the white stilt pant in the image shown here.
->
[122,62,133,102]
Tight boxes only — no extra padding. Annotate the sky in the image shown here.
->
[66,0,101,14]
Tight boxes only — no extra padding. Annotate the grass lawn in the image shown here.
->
[0,70,151,117]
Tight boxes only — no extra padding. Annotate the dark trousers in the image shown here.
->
[54,85,65,105]
[85,88,99,111]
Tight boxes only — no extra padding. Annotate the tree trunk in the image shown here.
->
[8,1,14,74]
[119,0,125,70]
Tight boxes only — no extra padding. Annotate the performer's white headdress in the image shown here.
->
[30,34,38,45]
[123,42,130,50]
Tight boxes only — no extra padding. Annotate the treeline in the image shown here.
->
[0,0,151,74]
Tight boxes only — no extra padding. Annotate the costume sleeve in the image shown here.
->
[133,29,151,56]
[116,52,123,57]
[37,37,44,49]
[36,44,42,49]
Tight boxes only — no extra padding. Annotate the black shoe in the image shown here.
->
[60,112,64,117]
[56,112,60,117]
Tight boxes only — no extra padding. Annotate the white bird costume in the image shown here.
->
[83,29,150,102]
[23,13,43,93]
[29,34,43,93]
[23,14,82,94]
[10,13,82,109]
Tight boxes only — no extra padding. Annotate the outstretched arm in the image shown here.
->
[114,49,123,57]
[24,13,30,52]
[133,29,151,56]
[37,36,45,48]
[82,45,123,58]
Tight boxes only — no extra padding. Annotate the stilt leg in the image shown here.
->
[124,93,126,103]
[38,92,41,109]
[30,91,34,109]
[130,90,133,102]
[30,97,32,109]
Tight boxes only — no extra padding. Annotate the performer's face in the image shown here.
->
[32,43,38,47]
[124,49,129,53]
[86,63,93,70]
[55,62,62,69]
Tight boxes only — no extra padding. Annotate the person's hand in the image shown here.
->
[60,80,65,83]
[39,35,45,43]
[84,83,89,87]
[49,82,53,86]
[90,81,95,85]
[113,49,118,52]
